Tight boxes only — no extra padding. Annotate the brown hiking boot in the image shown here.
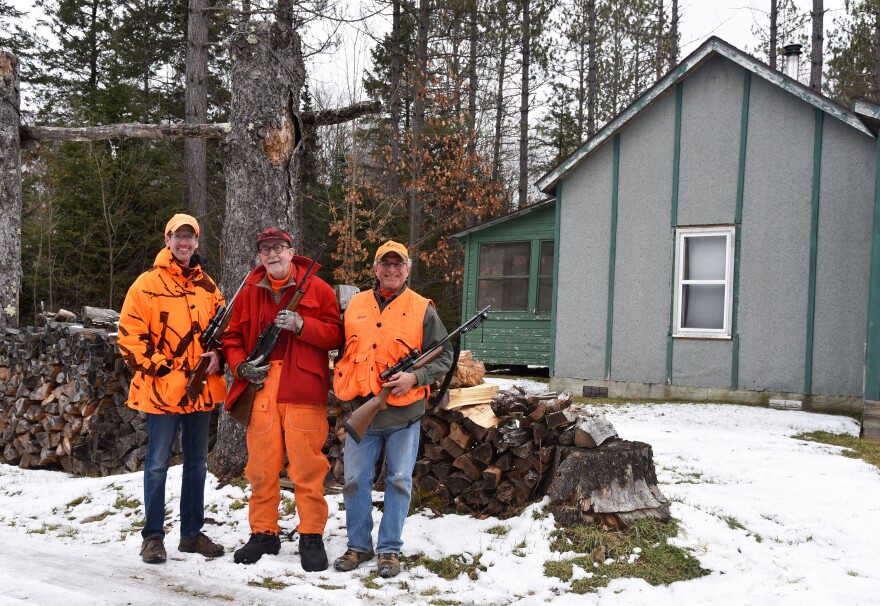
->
[333,548,375,572]
[377,552,400,578]
[178,531,224,558]
[140,537,166,564]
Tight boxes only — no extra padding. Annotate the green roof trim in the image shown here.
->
[450,198,556,239]
[536,37,873,194]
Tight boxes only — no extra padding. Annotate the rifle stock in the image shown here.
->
[341,346,445,444]
[228,382,258,426]
[184,277,248,403]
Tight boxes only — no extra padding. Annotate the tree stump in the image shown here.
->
[547,440,670,529]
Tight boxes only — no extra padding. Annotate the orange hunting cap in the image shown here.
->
[374,240,409,262]
[165,213,200,237]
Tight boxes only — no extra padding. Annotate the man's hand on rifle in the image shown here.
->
[237,362,271,386]
[275,309,304,335]
[200,351,221,375]
[382,371,418,397]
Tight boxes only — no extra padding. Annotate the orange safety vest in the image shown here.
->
[333,288,431,406]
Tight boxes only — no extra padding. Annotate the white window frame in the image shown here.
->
[673,226,735,339]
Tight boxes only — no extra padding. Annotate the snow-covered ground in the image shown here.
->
[1,377,878,606]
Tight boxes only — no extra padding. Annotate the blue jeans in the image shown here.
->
[142,411,211,540]
[342,421,420,554]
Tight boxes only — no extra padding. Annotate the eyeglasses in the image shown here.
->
[378,261,406,269]
[171,232,197,241]
[259,244,291,256]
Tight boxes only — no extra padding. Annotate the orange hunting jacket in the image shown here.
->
[117,247,227,414]
[333,288,431,406]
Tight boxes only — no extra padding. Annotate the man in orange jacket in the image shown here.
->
[118,213,227,564]
[222,227,343,572]
[332,241,452,578]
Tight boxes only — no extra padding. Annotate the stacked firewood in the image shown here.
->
[0,308,155,476]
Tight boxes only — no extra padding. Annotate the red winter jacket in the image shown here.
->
[221,257,343,409]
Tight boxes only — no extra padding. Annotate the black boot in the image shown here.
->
[299,533,328,572]
[234,532,281,564]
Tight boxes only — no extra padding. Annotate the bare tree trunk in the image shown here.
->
[587,0,597,136]
[0,52,22,330]
[655,0,665,80]
[213,20,305,483]
[492,0,509,181]
[409,0,429,284]
[467,0,478,152]
[240,0,251,22]
[810,0,823,91]
[770,0,778,70]
[519,0,530,208]
[667,0,678,70]
[390,0,402,177]
[184,0,209,243]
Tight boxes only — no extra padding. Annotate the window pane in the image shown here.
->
[477,277,529,311]
[682,284,725,329]
[684,235,726,280]
[537,277,553,312]
[539,240,554,275]
[479,242,530,277]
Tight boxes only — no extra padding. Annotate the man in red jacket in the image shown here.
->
[221,228,343,572]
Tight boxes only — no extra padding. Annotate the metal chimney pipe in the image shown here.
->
[783,43,803,80]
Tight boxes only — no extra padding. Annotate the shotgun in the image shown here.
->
[185,276,247,402]
[341,305,491,443]
[228,243,326,426]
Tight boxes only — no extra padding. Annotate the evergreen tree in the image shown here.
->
[825,0,880,105]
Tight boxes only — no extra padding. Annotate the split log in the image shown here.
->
[573,412,618,448]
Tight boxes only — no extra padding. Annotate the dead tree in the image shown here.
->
[0,52,21,331]
[212,19,307,484]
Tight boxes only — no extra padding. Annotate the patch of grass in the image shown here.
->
[317,584,345,590]
[793,431,880,470]
[487,525,508,536]
[532,508,548,520]
[421,588,440,596]
[229,499,247,511]
[544,518,710,594]
[722,516,746,531]
[360,573,382,590]
[246,577,289,590]
[114,495,141,510]
[27,523,61,535]
[429,600,461,606]
[81,511,112,523]
[406,553,486,581]
[280,497,297,517]
[66,495,91,509]
[229,475,250,490]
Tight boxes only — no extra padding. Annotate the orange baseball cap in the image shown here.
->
[374,240,409,262]
[165,213,200,237]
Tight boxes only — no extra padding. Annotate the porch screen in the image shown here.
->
[477,242,530,311]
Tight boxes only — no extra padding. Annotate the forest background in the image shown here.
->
[1,0,878,330]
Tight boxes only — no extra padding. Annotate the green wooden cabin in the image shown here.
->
[452,199,557,367]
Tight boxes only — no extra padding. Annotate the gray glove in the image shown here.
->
[275,309,304,335]
[237,362,271,385]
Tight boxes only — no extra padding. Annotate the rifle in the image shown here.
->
[341,305,491,444]
[185,276,247,403]
[228,243,327,426]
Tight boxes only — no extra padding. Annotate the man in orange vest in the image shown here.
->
[332,241,452,578]
[118,213,227,564]
[222,227,343,572]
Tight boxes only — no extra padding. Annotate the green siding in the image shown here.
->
[459,203,557,366]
